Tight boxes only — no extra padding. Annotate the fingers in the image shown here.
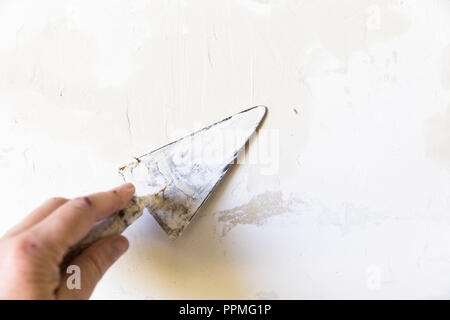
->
[31,183,135,253]
[56,235,129,300]
[2,197,68,239]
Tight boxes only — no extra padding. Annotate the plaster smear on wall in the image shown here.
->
[424,105,450,172]
[255,290,279,300]
[0,0,414,170]
[284,0,411,63]
[215,191,303,237]
[234,0,274,16]
[314,201,391,235]
[441,45,450,90]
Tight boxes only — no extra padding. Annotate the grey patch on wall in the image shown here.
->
[214,191,303,237]
[315,201,391,235]
[441,45,450,90]
[424,105,450,172]
[0,147,13,167]
[254,290,279,300]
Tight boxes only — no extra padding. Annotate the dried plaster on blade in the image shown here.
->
[63,191,165,266]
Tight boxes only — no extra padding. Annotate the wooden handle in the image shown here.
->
[61,195,147,269]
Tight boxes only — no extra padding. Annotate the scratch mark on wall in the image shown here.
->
[250,51,254,103]
[125,103,132,136]
[207,46,213,68]
[215,191,303,237]
[164,117,170,140]
[22,148,36,175]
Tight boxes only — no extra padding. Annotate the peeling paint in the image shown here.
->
[215,191,303,237]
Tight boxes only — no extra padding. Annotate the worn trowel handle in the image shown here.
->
[61,196,146,269]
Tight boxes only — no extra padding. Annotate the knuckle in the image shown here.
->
[83,252,106,281]
[5,234,63,279]
[13,235,35,253]
[47,197,67,206]
[70,196,94,212]
[9,235,42,265]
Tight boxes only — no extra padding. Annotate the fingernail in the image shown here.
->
[115,183,135,195]
[110,237,129,260]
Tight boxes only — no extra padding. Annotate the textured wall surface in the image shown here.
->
[1,0,450,299]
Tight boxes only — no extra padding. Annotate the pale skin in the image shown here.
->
[0,183,135,299]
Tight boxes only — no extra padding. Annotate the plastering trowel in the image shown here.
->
[65,106,266,261]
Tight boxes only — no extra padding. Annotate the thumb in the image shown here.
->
[56,236,129,299]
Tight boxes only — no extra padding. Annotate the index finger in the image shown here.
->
[30,183,135,253]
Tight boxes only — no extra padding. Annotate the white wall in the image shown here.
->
[0,0,450,299]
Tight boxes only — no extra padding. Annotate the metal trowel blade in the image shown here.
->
[119,106,267,239]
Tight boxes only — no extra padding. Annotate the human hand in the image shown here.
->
[0,183,135,299]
